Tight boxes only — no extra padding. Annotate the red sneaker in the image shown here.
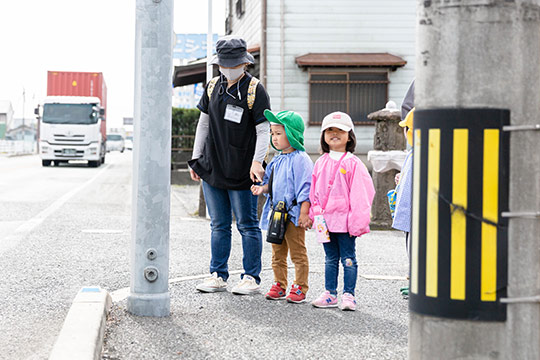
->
[265,282,286,300]
[286,284,306,303]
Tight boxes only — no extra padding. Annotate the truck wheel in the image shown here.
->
[101,155,105,164]
[42,160,51,167]
[88,160,99,167]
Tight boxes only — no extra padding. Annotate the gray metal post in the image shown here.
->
[411,0,540,358]
[128,0,173,317]
[207,0,213,84]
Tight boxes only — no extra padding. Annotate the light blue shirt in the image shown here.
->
[393,150,413,232]
[260,150,313,230]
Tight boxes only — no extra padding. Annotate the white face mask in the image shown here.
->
[219,66,245,82]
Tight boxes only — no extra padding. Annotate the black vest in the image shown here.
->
[189,74,262,190]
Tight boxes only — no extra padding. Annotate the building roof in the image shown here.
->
[295,53,406,69]
[173,62,214,88]
[173,47,260,88]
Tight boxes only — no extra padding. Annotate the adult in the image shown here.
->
[188,36,271,295]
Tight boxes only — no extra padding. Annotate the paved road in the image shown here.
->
[0,153,135,359]
[0,152,410,360]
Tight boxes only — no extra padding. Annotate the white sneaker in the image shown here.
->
[231,275,260,295]
[196,273,227,293]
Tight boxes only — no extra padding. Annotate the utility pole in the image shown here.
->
[207,0,213,84]
[128,0,173,317]
[22,88,25,138]
[410,1,540,358]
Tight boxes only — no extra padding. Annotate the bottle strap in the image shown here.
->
[320,152,348,211]
[268,167,296,211]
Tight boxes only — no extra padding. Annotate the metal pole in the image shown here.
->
[206,0,213,84]
[411,1,540,357]
[128,0,173,317]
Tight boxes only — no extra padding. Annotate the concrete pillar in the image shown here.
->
[411,0,540,357]
[367,103,406,229]
[128,0,173,317]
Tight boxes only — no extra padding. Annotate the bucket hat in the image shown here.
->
[321,111,354,132]
[210,35,255,68]
[264,110,305,151]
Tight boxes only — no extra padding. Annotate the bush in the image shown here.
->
[172,108,200,136]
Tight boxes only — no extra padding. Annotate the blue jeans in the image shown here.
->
[323,232,358,295]
[202,181,262,283]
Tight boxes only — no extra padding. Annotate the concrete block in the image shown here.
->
[49,287,111,360]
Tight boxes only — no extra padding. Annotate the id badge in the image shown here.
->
[224,104,244,124]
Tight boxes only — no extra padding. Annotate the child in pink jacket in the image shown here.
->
[309,111,375,311]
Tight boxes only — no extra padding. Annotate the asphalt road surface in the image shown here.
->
[0,152,409,360]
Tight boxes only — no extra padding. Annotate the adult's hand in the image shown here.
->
[190,168,200,181]
[250,161,265,183]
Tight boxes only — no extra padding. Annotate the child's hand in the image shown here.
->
[298,213,312,230]
[251,185,263,196]
[395,172,401,185]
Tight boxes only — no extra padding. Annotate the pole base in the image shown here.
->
[127,292,170,317]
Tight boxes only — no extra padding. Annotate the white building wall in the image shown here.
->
[226,0,262,48]
[232,0,416,154]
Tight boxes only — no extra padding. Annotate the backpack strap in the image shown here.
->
[206,76,220,99]
[247,77,260,110]
[208,75,258,110]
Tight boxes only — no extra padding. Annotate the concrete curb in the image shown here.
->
[49,287,111,360]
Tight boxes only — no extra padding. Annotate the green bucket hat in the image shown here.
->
[264,109,305,151]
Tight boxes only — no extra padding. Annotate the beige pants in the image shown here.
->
[271,222,309,294]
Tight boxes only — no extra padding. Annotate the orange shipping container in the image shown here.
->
[47,70,107,137]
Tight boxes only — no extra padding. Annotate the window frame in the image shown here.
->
[308,68,390,126]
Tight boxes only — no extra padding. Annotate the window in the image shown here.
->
[309,71,389,125]
[235,0,245,18]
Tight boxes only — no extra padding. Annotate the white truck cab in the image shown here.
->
[38,96,106,167]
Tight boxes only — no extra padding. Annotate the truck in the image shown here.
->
[37,71,107,167]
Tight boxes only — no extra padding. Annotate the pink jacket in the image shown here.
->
[309,153,375,237]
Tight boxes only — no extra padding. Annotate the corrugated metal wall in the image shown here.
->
[229,0,416,154]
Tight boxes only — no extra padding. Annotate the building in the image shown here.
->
[0,100,14,139]
[226,0,415,155]
[172,34,218,109]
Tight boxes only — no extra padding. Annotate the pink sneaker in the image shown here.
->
[340,292,356,311]
[311,291,338,308]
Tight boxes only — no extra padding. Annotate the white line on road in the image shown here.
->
[0,164,110,254]
[110,267,408,302]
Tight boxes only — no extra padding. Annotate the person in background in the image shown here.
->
[309,112,375,311]
[251,110,313,304]
[392,79,415,297]
[189,36,271,295]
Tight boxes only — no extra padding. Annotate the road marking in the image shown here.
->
[81,229,124,234]
[110,267,408,302]
[0,164,110,254]
[359,274,407,281]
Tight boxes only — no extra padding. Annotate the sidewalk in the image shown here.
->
[101,185,409,360]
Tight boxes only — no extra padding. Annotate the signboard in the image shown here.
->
[174,34,218,60]
[409,108,509,321]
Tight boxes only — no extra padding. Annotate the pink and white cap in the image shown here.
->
[320,111,354,132]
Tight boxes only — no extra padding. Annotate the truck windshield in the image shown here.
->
[107,134,122,141]
[42,104,98,124]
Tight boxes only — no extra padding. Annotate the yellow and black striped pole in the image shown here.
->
[409,108,509,321]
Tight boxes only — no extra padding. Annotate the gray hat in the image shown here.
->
[210,35,255,67]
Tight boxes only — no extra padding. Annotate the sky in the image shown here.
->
[0,0,225,128]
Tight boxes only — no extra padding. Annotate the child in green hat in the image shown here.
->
[251,110,313,303]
